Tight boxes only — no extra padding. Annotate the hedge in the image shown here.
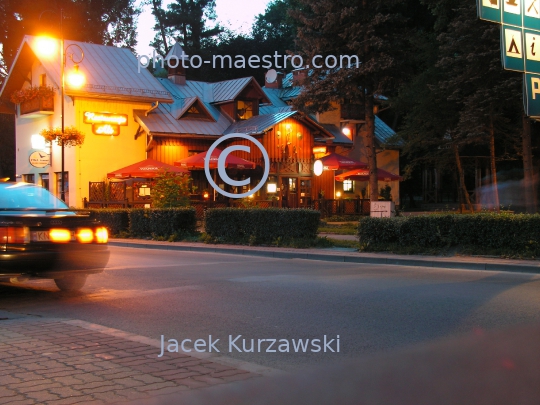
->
[86,209,130,236]
[129,208,197,238]
[358,213,540,253]
[204,208,320,244]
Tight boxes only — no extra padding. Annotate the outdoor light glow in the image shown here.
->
[267,183,277,193]
[67,65,85,88]
[31,134,47,150]
[35,36,58,58]
[203,191,210,199]
[314,160,324,176]
[342,127,352,138]
[336,191,342,198]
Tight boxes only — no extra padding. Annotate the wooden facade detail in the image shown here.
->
[148,138,213,165]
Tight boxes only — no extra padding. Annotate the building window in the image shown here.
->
[343,179,354,193]
[55,172,69,202]
[40,74,47,87]
[40,174,49,190]
[236,100,253,120]
[22,174,35,183]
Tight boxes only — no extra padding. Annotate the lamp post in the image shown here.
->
[60,43,84,202]
[38,9,85,203]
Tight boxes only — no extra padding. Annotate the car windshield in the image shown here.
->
[0,183,69,210]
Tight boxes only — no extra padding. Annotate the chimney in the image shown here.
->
[292,68,308,86]
[168,65,186,85]
[166,41,187,85]
[265,70,283,89]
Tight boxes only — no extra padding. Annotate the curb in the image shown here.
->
[109,240,540,274]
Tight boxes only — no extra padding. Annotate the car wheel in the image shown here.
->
[54,274,88,291]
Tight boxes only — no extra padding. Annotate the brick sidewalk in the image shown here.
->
[0,318,258,405]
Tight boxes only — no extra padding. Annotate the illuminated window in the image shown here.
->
[343,179,353,192]
[236,100,253,120]
[40,74,47,86]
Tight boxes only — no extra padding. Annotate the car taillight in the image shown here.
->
[49,229,72,243]
[76,228,94,243]
[0,227,30,243]
[95,227,108,243]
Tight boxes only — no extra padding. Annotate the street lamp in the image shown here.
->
[59,43,85,202]
[37,9,85,202]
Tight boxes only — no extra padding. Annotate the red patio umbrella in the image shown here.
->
[174,148,256,170]
[107,158,188,179]
[335,168,403,182]
[316,153,368,170]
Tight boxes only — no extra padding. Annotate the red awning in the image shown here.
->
[316,153,368,170]
[336,168,403,182]
[174,148,256,170]
[107,158,188,179]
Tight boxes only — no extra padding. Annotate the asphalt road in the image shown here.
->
[1,246,540,372]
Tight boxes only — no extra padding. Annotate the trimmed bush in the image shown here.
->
[129,208,197,238]
[204,208,320,244]
[86,209,130,236]
[358,213,540,255]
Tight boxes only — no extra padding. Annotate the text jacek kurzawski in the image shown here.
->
[158,335,340,357]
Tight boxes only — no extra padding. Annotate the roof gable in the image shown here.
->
[211,77,270,104]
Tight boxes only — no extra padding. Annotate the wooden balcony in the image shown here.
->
[20,96,54,118]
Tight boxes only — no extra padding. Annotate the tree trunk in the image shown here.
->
[522,115,537,213]
[365,94,378,202]
[152,0,169,54]
[454,144,474,212]
[489,116,500,213]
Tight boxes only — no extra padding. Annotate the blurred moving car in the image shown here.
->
[0,181,110,291]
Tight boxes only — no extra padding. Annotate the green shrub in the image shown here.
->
[204,208,320,244]
[86,209,130,236]
[129,208,196,238]
[358,213,540,255]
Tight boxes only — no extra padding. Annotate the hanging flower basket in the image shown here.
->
[10,86,56,104]
[40,126,85,147]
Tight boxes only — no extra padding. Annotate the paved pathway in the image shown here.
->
[0,316,258,405]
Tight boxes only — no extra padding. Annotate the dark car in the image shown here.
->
[0,181,110,291]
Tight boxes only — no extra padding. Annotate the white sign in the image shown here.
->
[370,201,395,218]
[29,151,50,168]
[525,0,540,18]
[505,0,521,15]
[505,28,523,58]
[483,0,500,10]
[526,32,540,60]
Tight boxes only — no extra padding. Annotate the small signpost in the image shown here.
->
[370,201,396,218]
[478,0,540,117]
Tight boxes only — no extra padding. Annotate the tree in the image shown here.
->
[291,0,410,202]
[149,0,222,55]
[152,170,191,208]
